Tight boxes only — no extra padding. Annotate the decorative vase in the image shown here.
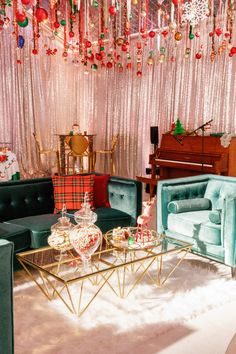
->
[48,204,73,260]
[69,193,102,268]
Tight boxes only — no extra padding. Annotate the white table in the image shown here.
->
[0,151,20,182]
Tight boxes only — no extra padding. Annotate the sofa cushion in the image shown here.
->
[93,174,111,208]
[167,210,221,245]
[95,208,132,233]
[52,174,94,213]
[167,198,211,214]
[209,209,222,224]
[0,223,31,252]
[5,214,60,249]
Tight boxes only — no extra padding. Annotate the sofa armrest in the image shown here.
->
[157,176,209,233]
[108,176,142,226]
[222,195,236,267]
[0,239,14,354]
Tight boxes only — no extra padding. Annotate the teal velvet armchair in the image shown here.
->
[157,174,236,277]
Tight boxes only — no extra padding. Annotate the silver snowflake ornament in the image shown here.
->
[182,0,209,27]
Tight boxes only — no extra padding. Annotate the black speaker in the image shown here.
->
[150,126,159,146]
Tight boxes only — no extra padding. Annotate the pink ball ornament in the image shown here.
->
[35,8,48,23]
[136,71,142,77]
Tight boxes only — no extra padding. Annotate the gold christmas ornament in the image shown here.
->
[174,31,183,41]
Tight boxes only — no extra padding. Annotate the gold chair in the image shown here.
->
[94,134,119,175]
[66,134,93,174]
[33,133,60,175]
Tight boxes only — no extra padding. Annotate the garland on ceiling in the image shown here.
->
[0,0,235,75]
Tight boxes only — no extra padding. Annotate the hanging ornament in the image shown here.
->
[169,22,177,31]
[162,30,168,37]
[21,0,31,4]
[149,30,155,38]
[172,0,183,5]
[108,6,116,16]
[174,31,183,41]
[195,51,202,59]
[107,62,113,69]
[136,71,142,77]
[18,35,25,48]
[215,28,222,37]
[16,11,26,23]
[182,0,208,27]
[17,17,28,27]
[35,8,48,22]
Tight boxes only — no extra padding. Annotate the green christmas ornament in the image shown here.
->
[91,63,98,71]
[160,46,165,54]
[173,118,185,135]
[60,19,66,26]
[92,0,99,8]
[189,33,195,40]
[17,17,28,27]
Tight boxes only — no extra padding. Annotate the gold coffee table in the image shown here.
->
[16,235,192,317]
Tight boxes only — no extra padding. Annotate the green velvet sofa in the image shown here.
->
[157,174,236,276]
[0,239,14,354]
[0,175,142,268]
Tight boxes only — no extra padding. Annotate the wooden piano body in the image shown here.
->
[149,134,236,179]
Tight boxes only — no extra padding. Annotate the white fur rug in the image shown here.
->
[13,255,236,354]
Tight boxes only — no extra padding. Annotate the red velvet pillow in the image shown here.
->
[52,174,94,213]
[93,174,111,208]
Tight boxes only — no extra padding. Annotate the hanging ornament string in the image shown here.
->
[12,0,18,47]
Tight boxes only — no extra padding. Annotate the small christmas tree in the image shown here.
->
[173,118,185,135]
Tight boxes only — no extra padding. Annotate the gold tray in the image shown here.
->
[104,227,161,251]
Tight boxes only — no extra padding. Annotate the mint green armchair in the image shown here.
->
[157,174,236,277]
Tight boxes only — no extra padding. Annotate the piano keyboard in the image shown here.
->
[155,158,213,168]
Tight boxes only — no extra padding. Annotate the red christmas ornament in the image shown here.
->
[121,44,127,52]
[209,32,214,37]
[224,32,231,38]
[108,6,116,15]
[230,47,236,54]
[95,53,102,61]
[162,30,168,37]
[32,49,38,55]
[195,52,202,59]
[21,0,31,4]
[107,62,113,69]
[172,0,183,5]
[215,28,222,37]
[69,31,75,38]
[85,40,92,48]
[35,8,48,22]
[149,30,156,38]
[126,63,132,69]
[63,52,68,57]
[70,14,76,22]
[16,11,26,23]
[54,21,60,29]
[136,71,142,77]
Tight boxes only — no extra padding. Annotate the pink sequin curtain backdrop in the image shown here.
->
[0,23,236,178]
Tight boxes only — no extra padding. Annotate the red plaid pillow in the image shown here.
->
[52,174,95,213]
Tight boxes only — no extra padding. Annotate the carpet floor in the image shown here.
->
[13,253,236,354]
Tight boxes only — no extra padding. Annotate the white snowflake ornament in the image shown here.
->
[182,0,209,27]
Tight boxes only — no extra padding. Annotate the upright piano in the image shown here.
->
[149,134,236,180]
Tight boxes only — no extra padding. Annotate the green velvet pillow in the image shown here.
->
[209,209,222,224]
[167,198,211,214]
